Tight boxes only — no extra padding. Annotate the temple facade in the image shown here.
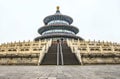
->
[0,7,120,65]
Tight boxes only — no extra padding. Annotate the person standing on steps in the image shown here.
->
[57,39,60,44]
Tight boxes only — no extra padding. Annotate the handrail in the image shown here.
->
[74,47,83,65]
[38,45,45,66]
[38,39,52,66]
[57,43,59,65]
[60,42,64,65]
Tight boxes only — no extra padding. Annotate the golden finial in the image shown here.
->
[56,6,60,11]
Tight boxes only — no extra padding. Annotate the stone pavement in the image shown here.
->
[0,65,120,79]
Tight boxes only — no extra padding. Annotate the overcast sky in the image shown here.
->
[0,0,120,44]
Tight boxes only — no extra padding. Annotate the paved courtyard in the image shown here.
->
[0,65,119,79]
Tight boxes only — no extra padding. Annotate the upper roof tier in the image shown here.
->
[43,6,73,25]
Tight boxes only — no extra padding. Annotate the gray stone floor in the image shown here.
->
[0,65,120,79]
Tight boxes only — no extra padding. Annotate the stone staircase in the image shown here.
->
[40,42,57,65]
[62,41,80,65]
[41,41,80,65]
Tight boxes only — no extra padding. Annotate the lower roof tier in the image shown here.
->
[38,24,79,35]
[34,33,84,41]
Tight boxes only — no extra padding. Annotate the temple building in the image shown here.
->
[0,6,120,65]
[35,6,83,41]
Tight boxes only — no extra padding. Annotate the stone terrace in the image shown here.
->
[0,65,119,79]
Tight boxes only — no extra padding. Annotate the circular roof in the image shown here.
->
[43,7,73,25]
[38,25,79,34]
